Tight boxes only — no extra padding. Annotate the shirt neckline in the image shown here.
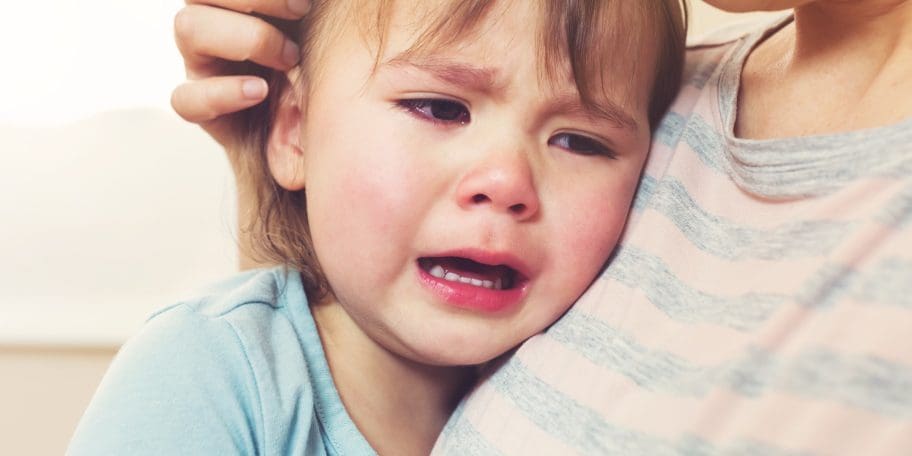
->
[276,268,377,455]
[712,14,912,198]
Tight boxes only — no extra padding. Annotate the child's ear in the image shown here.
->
[267,71,307,191]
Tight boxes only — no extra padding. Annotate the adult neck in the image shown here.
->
[735,0,912,138]
[791,1,912,63]
[311,299,475,456]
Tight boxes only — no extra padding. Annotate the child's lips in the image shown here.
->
[414,248,532,313]
[415,264,528,313]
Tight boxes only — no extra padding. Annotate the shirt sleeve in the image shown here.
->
[67,304,264,455]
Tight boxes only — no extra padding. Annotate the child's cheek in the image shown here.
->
[305,110,435,285]
[336,133,428,229]
[551,179,637,293]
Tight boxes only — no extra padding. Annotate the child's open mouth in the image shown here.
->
[417,257,522,291]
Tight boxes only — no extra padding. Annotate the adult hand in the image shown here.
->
[171,0,309,151]
[171,0,310,270]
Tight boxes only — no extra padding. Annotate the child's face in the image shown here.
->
[278,1,654,365]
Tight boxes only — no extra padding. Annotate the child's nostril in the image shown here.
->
[509,203,526,214]
[472,194,490,204]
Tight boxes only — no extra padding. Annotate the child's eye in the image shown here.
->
[397,99,470,125]
[548,133,616,159]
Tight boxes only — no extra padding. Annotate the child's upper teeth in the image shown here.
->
[429,264,502,290]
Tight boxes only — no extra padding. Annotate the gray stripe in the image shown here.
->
[798,260,912,308]
[681,115,728,173]
[549,308,752,395]
[602,245,910,330]
[547,311,912,419]
[877,183,912,228]
[655,112,688,148]
[726,142,912,199]
[773,350,912,420]
[486,354,808,455]
[683,53,723,90]
[726,134,912,180]
[716,38,749,127]
[877,156,912,180]
[604,246,785,330]
[794,265,856,309]
[436,402,503,456]
[855,259,912,307]
[632,175,659,212]
[673,104,912,199]
[645,178,854,260]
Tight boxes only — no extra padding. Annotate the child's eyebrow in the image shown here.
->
[383,56,502,94]
[547,95,640,133]
[382,56,639,133]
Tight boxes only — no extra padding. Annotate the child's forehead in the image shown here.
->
[375,0,653,48]
[361,0,657,122]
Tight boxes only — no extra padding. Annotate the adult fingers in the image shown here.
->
[171,76,269,123]
[185,0,310,21]
[174,5,300,78]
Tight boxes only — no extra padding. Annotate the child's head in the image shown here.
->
[243,0,686,365]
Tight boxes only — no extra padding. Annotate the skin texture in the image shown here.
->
[262,2,654,453]
[735,0,912,138]
[703,0,815,11]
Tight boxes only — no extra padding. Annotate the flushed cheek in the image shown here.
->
[309,101,436,214]
[545,185,634,302]
[337,158,416,227]
[305,131,436,295]
[313,165,415,262]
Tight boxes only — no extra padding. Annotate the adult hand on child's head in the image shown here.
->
[171,0,309,151]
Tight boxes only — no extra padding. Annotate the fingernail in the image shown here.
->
[283,40,301,67]
[287,0,311,15]
[242,79,268,100]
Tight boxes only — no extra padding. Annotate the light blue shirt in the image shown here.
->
[68,268,376,455]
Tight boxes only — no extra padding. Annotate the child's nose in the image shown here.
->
[454,149,540,221]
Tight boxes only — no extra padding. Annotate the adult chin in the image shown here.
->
[701,0,815,12]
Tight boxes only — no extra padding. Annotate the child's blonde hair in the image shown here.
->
[240,0,688,299]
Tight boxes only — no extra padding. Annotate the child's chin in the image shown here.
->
[401,342,505,368]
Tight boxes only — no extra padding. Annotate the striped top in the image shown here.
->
[433,16,912,456]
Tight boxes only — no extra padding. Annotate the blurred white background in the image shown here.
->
[0,2,781,455]
[0,0,236,346]
[1,0,182,126]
